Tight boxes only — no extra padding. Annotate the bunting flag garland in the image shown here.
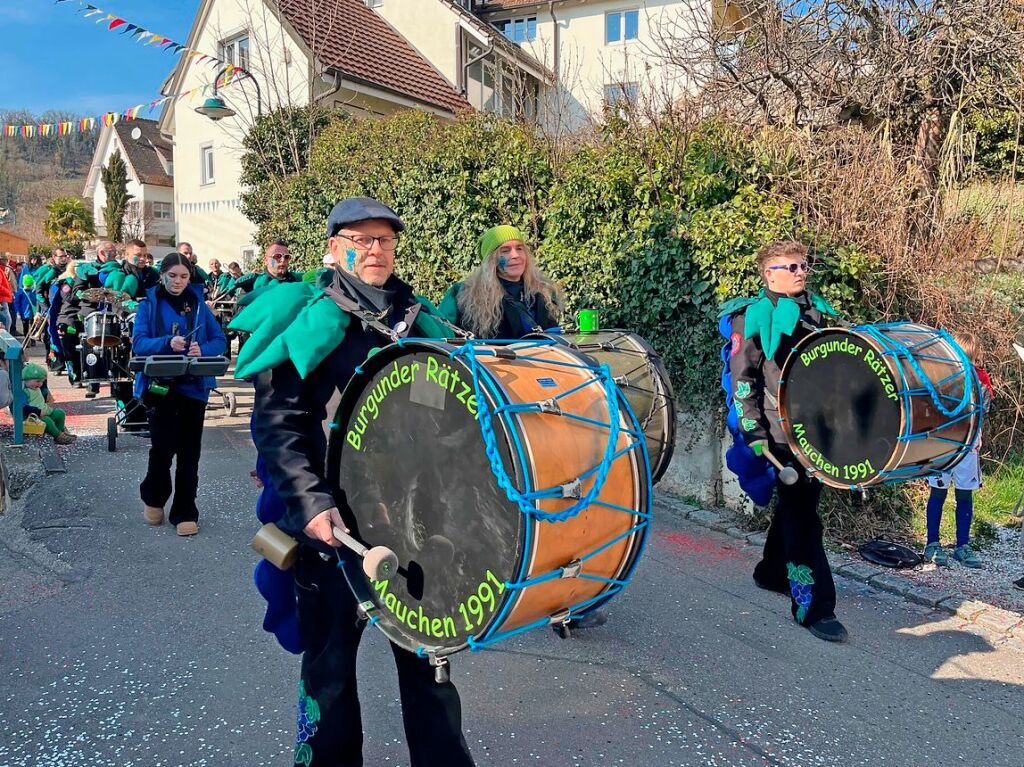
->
[54,0,230,69]
[4,2,253,139]
[0,67,248,139]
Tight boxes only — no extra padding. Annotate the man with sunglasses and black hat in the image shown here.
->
[719,240,850,643]
[230,197,474,767]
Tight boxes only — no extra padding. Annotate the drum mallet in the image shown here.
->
[251,522,400,581]
[754,444,799,485]
[332,526,400,581]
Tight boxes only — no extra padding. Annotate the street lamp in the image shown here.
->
[195,95,236,121]
[195,65,263,122]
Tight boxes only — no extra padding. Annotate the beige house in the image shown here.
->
[160,0,716,265]
[158,0,470,269]
[83,119,176,258]
[374,0,706,132]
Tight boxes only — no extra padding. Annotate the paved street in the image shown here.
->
[1,377,1022,766]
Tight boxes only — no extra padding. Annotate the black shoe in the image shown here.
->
[1013,576,1024,591]
[805,617,849,643]
[84,390,97,399]
[753,574,789,595]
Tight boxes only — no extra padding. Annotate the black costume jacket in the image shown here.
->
[728,290,832,449]
[251,272,423,536]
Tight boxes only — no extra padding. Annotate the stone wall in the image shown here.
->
[656,408,755,515]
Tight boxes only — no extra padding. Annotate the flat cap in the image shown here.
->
[326,197,405,238]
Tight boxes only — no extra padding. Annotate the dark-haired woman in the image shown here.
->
[133,254,226,536]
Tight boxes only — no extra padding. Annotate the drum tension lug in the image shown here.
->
[355,599,374,625]
[539,398,562,415]
[560,478,582,499]
[550,609,572,639]
[429,654,450,684]
[560,559,583,579]
[613,375,630,387]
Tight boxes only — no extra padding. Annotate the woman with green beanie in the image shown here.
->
[21,363,77,445]
[439,225,562,339]
[439,226,606,634]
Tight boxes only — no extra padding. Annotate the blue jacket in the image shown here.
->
[14,265,39,319]
[132,286,226,402]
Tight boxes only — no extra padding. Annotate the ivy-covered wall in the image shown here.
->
[240,111,878,410]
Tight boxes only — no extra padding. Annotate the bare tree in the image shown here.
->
[653,0,1024,226]
[121,200,154,243]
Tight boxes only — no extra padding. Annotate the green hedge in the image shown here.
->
[241,111,877,408]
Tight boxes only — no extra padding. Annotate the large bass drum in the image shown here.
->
[779,323,984,489]
[327,338,652,660]
[529,330,676,484]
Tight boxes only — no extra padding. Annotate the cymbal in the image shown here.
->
[79,287,131,303]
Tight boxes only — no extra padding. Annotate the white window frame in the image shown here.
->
[219,32,250,70]
[495,16,537,43]
[153,202,173,220]
[605,9,640,45]
[240,246,259,271]
[200,144,215,186]
[604,82,640,108]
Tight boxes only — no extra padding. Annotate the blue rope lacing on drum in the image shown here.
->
[449,340,623,523]
[354,338,652,654]
[854,323,975,418]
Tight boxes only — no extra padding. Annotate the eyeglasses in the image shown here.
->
[271,254,292,261]
[336,234,400,252]
[767,261,810,274]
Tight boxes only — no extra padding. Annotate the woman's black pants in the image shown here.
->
[139,389,207,524]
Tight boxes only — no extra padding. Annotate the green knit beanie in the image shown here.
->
[22,363,47,381]
[478,225,527,263]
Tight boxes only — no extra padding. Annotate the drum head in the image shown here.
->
[780,329,901,486]
[328,342,524,653]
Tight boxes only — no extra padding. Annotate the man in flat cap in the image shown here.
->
[231,197,474,767]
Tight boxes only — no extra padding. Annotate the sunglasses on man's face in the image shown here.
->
[767,261,810,274]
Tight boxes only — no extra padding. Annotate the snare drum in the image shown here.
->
[328,338,652,660]
[84,311,121,348]
[530,330,676,483]
[779,323,983,489]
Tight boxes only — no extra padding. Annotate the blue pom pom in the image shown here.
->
[720,311,775,506]
[254,560,304,654]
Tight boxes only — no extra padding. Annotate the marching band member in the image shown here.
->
[720,240,849,643]
[231,197,474,767]
[133,253,225,536]
[228,240,303,296]
[439,225,562,338]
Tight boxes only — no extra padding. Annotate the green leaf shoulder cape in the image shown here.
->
[718,289,839,359]
[229,274,450,380]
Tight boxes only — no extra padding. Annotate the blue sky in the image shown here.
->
[0,0,200,116]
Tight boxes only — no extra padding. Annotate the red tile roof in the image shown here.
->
[115,119,173,188]
[278,0,471,115]
[475,0,548,10]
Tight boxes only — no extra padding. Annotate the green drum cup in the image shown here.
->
[578,309,600,334]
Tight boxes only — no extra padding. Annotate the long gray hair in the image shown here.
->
[456,245,563,338]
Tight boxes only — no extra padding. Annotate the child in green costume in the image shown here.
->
[22,363,77,444]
